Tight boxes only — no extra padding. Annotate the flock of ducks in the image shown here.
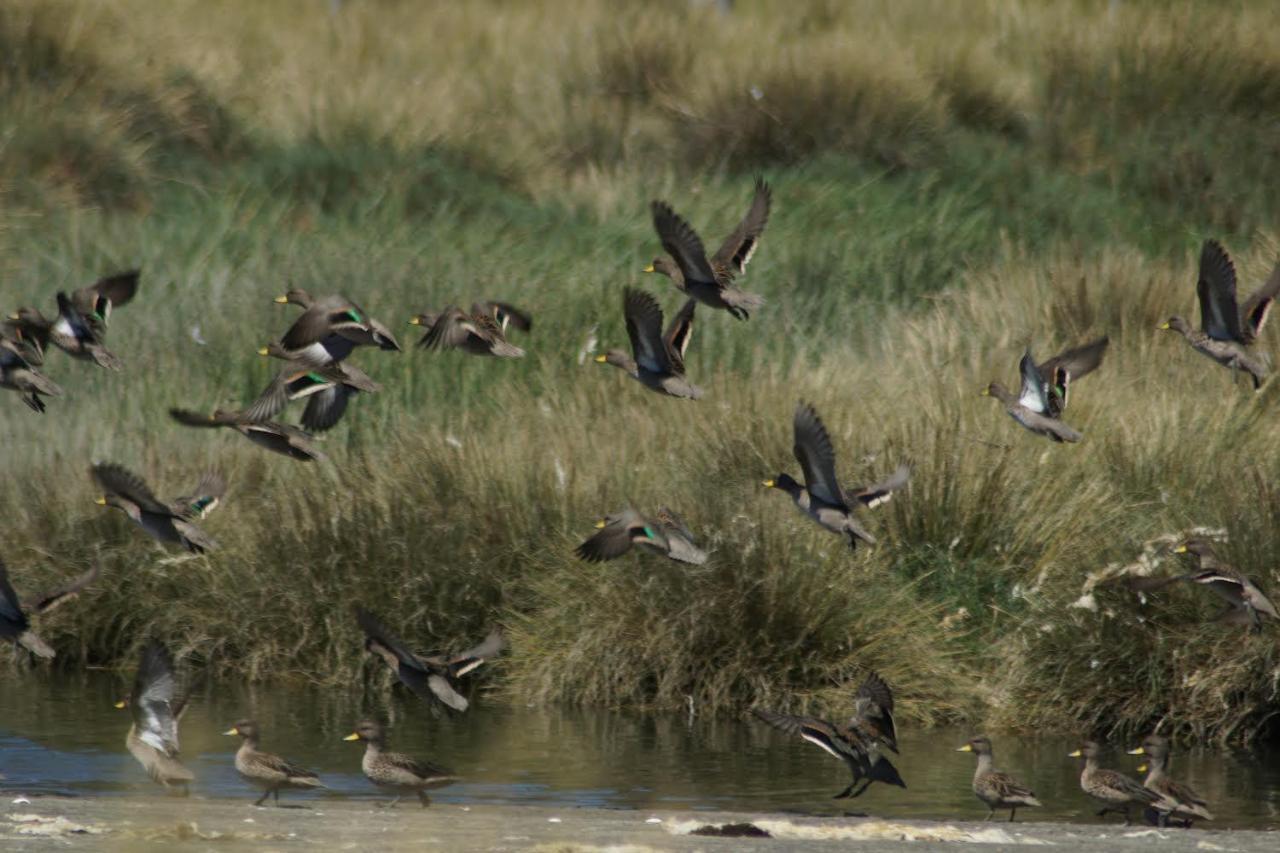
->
[2,179,1277,821]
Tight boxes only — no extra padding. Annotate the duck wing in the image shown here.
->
[792,402,845,507]
[711,177,772,278]
[1240,260,1280,343]
[169,471,226,519]
[853,670,898,753]
[1037,337,1109,416]
[132,640,183,756]
[1016,350,1051,414]
[651,201,719,287]
[31,563,101,615]
[663,298,697,363]
[1196,239,1244,341]
[846,463,910,510]
[623,289,677,375]
[91,464,173,516]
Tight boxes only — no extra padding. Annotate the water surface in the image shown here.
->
[2,672,1277,828]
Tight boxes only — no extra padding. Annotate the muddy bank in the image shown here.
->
[1,797,1275,852]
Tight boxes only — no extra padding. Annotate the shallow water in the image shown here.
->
[1,672,1277,828]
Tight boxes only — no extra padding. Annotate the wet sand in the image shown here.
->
[1,797,1276,852]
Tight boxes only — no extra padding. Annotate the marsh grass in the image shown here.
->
[3,0,1280,742]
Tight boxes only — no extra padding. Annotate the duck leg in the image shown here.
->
[1008,807,1017,823]
[254,790,270,807]
[418,791,431,808]
[984,809,994,821]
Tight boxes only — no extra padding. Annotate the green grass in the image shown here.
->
[3,0,1280,744]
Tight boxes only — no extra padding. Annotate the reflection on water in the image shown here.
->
[1,672,1278,828]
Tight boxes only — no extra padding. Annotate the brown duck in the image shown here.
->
[596,289,701,399]
[0,554,99,659]
[7,270,139,369]
[1159,239,1278,389]
[91,464,224,553]
[982,338,1109,443]
[224,719,325,806]
[268,289,401,364]
[343,719,457,808]
[752,674,906,801]
[1070,741,1175,825]
[116,640,194,795]
[169,407,325,461]
[764,402,908,550]
[958,736,1041,822]
[647,179,770,320]
[1128,735,1212,826]
[0,334,62,413]
[411,301,531,357]
[356,607,504,713]
[575,507,708,565]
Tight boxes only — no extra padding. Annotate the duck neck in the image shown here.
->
[974,751,995,778]
[364,738,384,757]
[238,733,260,751]
[1145,754,1168,782]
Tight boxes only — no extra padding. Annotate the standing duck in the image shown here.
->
[575,507,708,565]
[1159,239,1279,389]
[91,464,224,552]
[957,736,1042,822]
[596,289,701,399]
[1069,740,1174,825]
[1127,735,1213,826]
[224,719,325,806]
[647,179,770,320]
[343,720,457,808]
[411,301,531,357]
[116,640,193,795]
[0,555,98,659]
[764,401,907,550]
[982,338,1108,443]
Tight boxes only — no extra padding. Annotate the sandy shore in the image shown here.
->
[2,797,1276,852]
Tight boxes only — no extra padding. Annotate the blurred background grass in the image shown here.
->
[3,0,1280,743]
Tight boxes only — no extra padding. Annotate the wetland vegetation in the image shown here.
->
[3,0,1280,744]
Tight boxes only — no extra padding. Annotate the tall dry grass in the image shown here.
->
[2,0,1280,742]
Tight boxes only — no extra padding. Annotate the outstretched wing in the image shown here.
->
[1037,336,1109,416]
[792,402,845,507]
[752,709,870,770]
[1196,239,1243,341]
[623,288,677,375]
[91,464,172,515]
[1241,260,1280,343]
[853,670,898,753]
[484,302,533,334]
[447,628,505,677]
[711,177,772,278]
[132,640,183,756]
[355,607,428,674]
[170,471,225,519]
[663,298,697,363]
[31,563,101,615]
[847,464,910,510]
[651,201,720,287]
[1016,350,1050,414]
